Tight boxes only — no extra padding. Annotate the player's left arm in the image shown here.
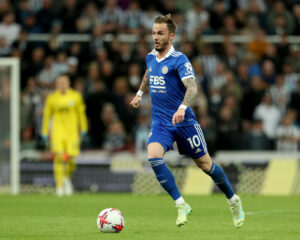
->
[172,77,197,126]
[76,93,88,134]
[181,77,198,107]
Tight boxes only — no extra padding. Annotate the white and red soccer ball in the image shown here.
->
[97,208,125,233]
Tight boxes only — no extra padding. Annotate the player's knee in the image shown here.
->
[147,143,164,158]
[199,162,211,172]
[193,154,213,172]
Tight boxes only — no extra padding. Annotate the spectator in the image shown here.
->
[0,11,21,47]
[216,104,240,150]
[288,44,300,72]
[78,2,100,33]
[289,81,300,125]
[267,0,295,35]
[100,0,123,34]
[134,112,149,154]
[16,0,34,26]
[222,41,241,72]
[283,61,300,92]
[37,55,57,92]
[269,74,290,115]
[219,15,238,35]
[140,5,161,32]
[52,50,69,76]
[248,29,270,59]
[275,112,300,151]
[199,44,220,76]
[261,59,276,86]
[58,0,80,33]
[23,47,45,81]
[36,0,56,33]
[0,37,9,56]
[241,76,265,130]
[89,24,105,58]
[103,120,126,152]
[11,29,31,59]
[292,3,300,35]
[192,58,210,100]
[221,70,243,104]
[185,2,211,38]
[123,0,143,34]
[85,80,114,148]
[209,0,227,32]
[128,63,142,91]
[21,76,42,138]
[236,61,251,90]
[253,93,282,146]
[241,118,271,150]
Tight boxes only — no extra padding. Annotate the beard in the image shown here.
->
[154,38,169,52]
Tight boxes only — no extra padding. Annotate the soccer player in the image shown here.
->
[130,14,245,227]
[42,75,87,196]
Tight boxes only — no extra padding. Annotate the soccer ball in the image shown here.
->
[97,208,125,233]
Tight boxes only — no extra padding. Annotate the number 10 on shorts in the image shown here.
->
[187,135,201,149]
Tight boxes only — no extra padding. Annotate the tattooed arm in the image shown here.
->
[139,70,149,93]
[130,70,148,108]
[181,77,198,107]
[172,77,198,125]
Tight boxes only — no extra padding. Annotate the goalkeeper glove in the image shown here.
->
[81,131,88,142]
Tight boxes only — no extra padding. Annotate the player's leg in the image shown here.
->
[193,154,245,227]
[51,138,65,196]
[148,142,183,202]
[177,124,244,227]
[148,125,191,226]
[53,154,64,196]
[64,139,80,196]
[148,142,191,226]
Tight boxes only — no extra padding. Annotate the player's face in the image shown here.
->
[56,76,70,93]
[152,23,174,52]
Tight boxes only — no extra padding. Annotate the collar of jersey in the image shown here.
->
[155,45,175,63]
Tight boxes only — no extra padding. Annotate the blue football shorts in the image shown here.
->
[147,123,208,159]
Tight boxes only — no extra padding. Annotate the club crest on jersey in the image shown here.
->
[162,66,168,74]
[149,67,152,72]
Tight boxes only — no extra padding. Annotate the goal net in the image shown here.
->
[0,58,20,194]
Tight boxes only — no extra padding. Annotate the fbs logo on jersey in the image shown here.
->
[150,76,165,86]
[162,66,168,74]
[184,62,193,75]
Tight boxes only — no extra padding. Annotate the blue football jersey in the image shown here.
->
[146,46,198,127]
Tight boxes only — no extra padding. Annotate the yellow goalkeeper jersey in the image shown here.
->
[42,89,87,141]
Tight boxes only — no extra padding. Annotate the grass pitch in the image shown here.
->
[0,194,299,240]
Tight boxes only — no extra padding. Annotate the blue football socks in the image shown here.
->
[148,158,181,200]
[206,162,234,199]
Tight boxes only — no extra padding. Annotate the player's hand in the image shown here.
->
[81,131,88,142]
[172,108,185,126]
[130,95,142,108]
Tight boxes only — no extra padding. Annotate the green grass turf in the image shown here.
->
[0,194,299,240]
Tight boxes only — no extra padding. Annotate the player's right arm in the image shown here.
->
[41,95,53,138]
[130,69,148,108]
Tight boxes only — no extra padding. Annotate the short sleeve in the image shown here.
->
[176,54,195,81]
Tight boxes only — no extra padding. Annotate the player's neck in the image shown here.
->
[157,44,172,59]
[59,89,68,94]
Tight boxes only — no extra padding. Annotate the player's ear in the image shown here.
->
[170,32,175,41]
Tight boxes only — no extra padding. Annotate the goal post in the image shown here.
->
[0,58,20,195]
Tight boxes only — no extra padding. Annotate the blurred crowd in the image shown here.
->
[0,0,300,154]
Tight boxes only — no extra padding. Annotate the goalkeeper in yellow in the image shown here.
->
[42,75,87,196]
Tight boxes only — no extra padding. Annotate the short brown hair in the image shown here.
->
[154,13,176,34]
